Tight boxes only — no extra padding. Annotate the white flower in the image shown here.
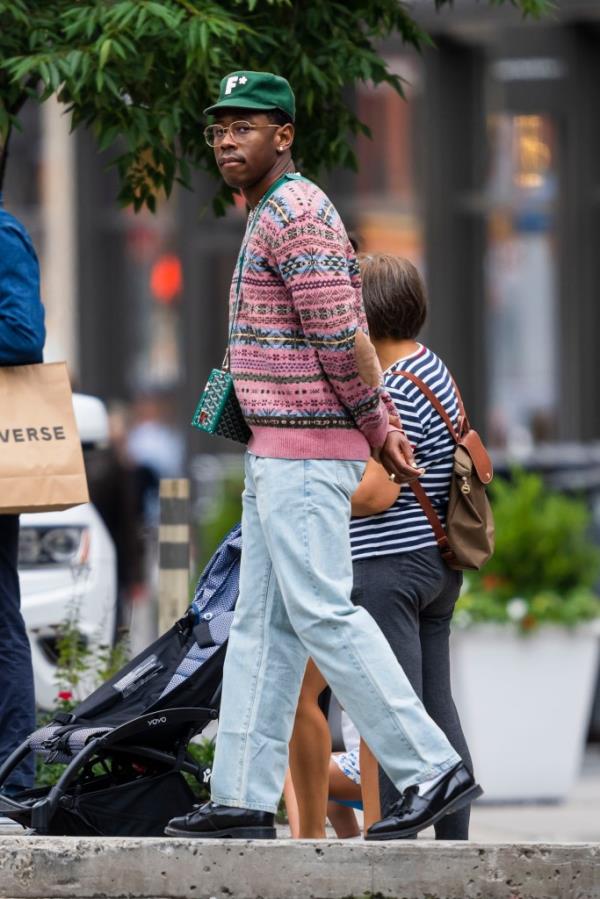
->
[506,598,529,621]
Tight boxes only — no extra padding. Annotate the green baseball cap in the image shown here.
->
[204,71,295,121]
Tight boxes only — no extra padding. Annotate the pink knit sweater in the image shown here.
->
[229,175,392,460]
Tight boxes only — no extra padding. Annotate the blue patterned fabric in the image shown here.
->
[160,523,241,697]
[29,724,112,764]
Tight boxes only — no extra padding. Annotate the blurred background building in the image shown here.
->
[4,0,600,736]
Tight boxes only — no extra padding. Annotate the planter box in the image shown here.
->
[450,623,600,802]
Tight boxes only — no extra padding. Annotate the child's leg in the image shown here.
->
[326,800,361,839]
[359,739,381,833]
[289,659,330,838]
[327,752,361,838]
[328,753,362,802]
[283,768,301,839]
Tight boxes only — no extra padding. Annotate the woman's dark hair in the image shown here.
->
[359,254,428,341]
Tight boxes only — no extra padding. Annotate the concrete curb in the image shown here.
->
[1,838,599,899]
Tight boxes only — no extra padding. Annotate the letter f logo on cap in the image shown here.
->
[224,74,248,94]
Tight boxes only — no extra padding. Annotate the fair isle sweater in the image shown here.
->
[229,175,392,460]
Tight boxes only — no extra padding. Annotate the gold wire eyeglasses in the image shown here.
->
[204,120,280,147]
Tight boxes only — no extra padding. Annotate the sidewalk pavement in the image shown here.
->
[0,838,598,899]
[469,745,600,843]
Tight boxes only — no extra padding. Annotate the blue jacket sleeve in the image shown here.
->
[0,217,45,365]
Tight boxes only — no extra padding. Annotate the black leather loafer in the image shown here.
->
[365,762,483,841]
[164,801,276,839]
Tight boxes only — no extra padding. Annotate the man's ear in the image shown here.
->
[276,123,294,154]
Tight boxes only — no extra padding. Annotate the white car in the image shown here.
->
[19,395,118,711]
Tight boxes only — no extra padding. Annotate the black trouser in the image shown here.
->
[0,515,35,792]
[351,547,473,839]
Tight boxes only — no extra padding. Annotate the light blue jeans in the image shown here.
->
[210,455,461,813]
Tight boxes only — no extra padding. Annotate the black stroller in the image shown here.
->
[0,524,241,837]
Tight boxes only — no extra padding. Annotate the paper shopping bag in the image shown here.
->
[0,362,89,513]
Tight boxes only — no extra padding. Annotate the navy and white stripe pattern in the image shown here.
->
[350,345,458,560]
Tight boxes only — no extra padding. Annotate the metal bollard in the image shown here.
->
[158,479,190,636]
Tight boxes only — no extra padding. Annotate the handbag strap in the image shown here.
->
[409,479,456,564]
[222,172,308,370]
[390,366,467,566]
[394,369,469,442]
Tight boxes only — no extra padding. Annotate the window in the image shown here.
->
[485,114,559,449]
[354,55,424,269]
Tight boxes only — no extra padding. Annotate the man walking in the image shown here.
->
[167,72,481,840]
[0,190,45,800]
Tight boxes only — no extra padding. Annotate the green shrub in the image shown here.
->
[456,470,600,632]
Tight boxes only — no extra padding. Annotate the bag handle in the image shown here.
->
[223,172,307,371]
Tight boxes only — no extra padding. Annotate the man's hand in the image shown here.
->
[379,430,425,483]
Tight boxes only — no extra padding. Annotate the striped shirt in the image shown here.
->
[349,345,458,560]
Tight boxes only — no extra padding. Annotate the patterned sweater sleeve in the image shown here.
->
[270,209,392,449]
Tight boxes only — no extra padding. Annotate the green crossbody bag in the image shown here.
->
[191,173,304,444]
[191,355,251,444]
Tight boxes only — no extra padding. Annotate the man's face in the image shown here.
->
[211,110,290,189]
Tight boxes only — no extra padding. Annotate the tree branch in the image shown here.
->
[172,0,200,16]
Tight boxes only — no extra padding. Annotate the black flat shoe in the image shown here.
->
[164,801,276,839]
[365,762,483,841]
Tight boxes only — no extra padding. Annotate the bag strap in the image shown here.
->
[396,370,468,442]
[390,367,465,565]
[409,479,457,565]
[223,172,307,370]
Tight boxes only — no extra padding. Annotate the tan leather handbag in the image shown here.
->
[396,371,495,571]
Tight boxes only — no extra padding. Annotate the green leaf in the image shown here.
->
[145,2,179,27]
[96,123,120,152]
[99,39,112,70]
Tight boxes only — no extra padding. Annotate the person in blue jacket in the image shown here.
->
[0,193,46,800]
